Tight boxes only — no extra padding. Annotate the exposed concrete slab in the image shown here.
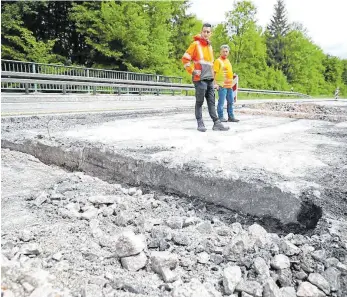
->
[1,95,194,116]
[2,110,346,230]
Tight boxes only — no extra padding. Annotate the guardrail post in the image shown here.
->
[93,86,96,95]
[118,87,121,96]
[25,83,29,94]
[126,73,129,94]
[156,89,160,96]
[32,63,38,93]
[87,69,90,94]
[172,89,175,96]
[185,90,188,96]
[139,89,142,96]
[63,84,67,95]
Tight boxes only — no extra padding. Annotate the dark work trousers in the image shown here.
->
[193,79,218,122]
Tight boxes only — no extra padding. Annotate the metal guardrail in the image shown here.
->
[1,59,183,83]
[1,74,310,98]
[1,72,191,88]
[1,77,192,96]
[1,60,310,98]
[238,88,310,98]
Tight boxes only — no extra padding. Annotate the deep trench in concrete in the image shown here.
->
[2,138,324,235]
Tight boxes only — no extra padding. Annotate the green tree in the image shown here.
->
[1,2,58,63]
[266,0,290,75]
[70,1,124,69]
[71,1,181,74]
[323,55,343,86]
[211,1,289,90]
[224,0,257,64]
[21,1,88,65]
[342,60,347,86]
[267,0,290,36]
[170,1,202,79]
[142,2,173,74]
[283,30,326,95]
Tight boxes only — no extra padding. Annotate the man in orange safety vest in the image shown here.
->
[182,23,229,132]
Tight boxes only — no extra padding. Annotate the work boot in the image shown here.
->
[212,120,229,131]
[219,118,228,122]
[197,119,207,132]
[228,117,240,122]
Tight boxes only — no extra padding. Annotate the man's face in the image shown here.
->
[201,26,212,40]
[220,48,229,58]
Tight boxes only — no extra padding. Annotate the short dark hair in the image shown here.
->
[202,23,212,29]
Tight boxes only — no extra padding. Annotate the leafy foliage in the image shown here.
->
[212,1,290,90]
[1,2,59,63]
[1,0,346,96]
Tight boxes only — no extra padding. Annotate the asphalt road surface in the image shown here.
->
[1,93,334,116]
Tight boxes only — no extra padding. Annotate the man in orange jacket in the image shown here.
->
[182,23,229,132]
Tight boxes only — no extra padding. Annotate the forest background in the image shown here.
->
[2,0,346,97]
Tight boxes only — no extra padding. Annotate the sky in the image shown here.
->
[187,0,347,59]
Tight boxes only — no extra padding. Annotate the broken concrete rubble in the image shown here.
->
[1,149,347,295]
[223,265,242,295]
[120,251,147,271]
[114,230,146,258]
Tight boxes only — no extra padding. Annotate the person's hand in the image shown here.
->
[192,70,201,76]
[234,97,237,103]
[214,84,219,90]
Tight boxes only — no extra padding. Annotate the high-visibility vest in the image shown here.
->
[182,35,214,81]
[214,57,233,88]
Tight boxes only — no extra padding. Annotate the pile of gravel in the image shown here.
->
[239,102,347,122]
[246,103,346,116]
[1,150,347,297]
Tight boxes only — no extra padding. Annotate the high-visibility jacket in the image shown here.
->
[213,56,233,88]
[182,34,214,82]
